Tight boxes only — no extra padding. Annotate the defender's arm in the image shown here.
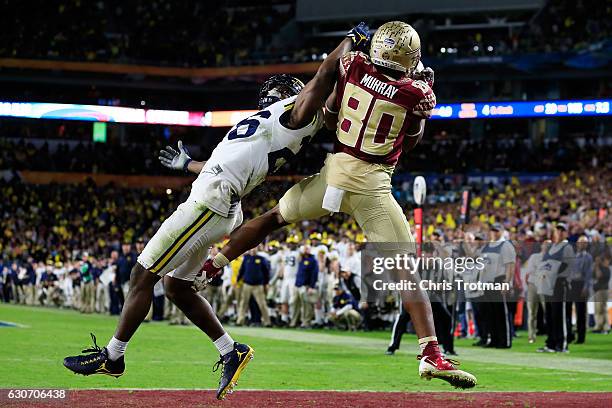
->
[158,141,205,174]
[286,38,352,129]
[185,161,205,174]
[287,23,370,129]
[323,86,339,130]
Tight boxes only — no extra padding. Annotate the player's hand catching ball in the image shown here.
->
[158,140,192,171]
[414,66,435,89]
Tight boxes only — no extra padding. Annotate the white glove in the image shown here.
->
[191,271,207,292]
[158,140,192,171]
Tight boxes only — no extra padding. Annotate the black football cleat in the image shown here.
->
[63,333,124,378]
[213,342,254,400]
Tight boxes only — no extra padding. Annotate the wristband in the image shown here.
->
[183,158,192,173]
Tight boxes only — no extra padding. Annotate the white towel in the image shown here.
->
[322,185,345,213]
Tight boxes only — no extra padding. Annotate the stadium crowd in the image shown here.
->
[2,132,610,177]
[1,167,610,351]
[1,1,609,66]
[0,0,294,67]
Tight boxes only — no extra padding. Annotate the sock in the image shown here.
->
[213,333,235,357]
[314,308,324,324]
[106,336,128,361]
[281,313,289,323]
[212,253,230,269]
[418,336,440,356]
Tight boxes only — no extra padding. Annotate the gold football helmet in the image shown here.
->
[369,21,421,74]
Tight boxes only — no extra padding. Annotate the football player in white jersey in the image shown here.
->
[267,241,284,286]
[63,25,367,400]
[278,235,301,324]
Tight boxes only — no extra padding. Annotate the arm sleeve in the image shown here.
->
[335,304,354,316]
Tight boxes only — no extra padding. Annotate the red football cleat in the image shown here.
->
[418,353,477,389]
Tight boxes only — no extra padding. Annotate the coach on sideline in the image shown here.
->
[568,236,593,344]
[291,245,319,328]
[236,248,271,327]
[537,223,576,353]
[480,223,516,348]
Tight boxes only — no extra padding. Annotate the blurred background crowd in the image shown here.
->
[1,165,611,347]
[1,121,610,176]
[1,1,609,66]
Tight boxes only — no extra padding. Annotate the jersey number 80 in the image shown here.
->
[338,83,407,156]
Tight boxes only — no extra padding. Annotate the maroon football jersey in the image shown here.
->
[333,51,436,165]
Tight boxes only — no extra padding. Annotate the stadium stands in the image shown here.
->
[1,169,609,327]
[1,1,609,67]
[2,130,610,176]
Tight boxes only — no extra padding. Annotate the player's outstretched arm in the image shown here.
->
[287,23,370,129]
[158,140,205,174]
[323,86,339,130]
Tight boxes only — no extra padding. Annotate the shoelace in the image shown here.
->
[81,333,103,354]
[416,354,461,366]
[212,356,225,374]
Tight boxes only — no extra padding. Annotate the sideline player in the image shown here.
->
[279,235,301,325]
[62,24,370,400]
[204,21,477,388]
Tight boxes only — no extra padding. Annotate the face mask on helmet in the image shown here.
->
[258,74,305,109]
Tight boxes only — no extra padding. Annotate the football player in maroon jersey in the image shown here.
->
[205,21,477,389]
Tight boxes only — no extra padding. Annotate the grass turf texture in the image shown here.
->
[1,304,611,392]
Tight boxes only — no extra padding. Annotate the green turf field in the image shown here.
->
[1,304,611,392]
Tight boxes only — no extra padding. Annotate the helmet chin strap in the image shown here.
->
[372,58,406,72]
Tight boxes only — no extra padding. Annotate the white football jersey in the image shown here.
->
[282,249,300,280]
[191,95,323,216]
[269,252,284,277]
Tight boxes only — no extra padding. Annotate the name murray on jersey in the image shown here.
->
[360,73,398,99]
